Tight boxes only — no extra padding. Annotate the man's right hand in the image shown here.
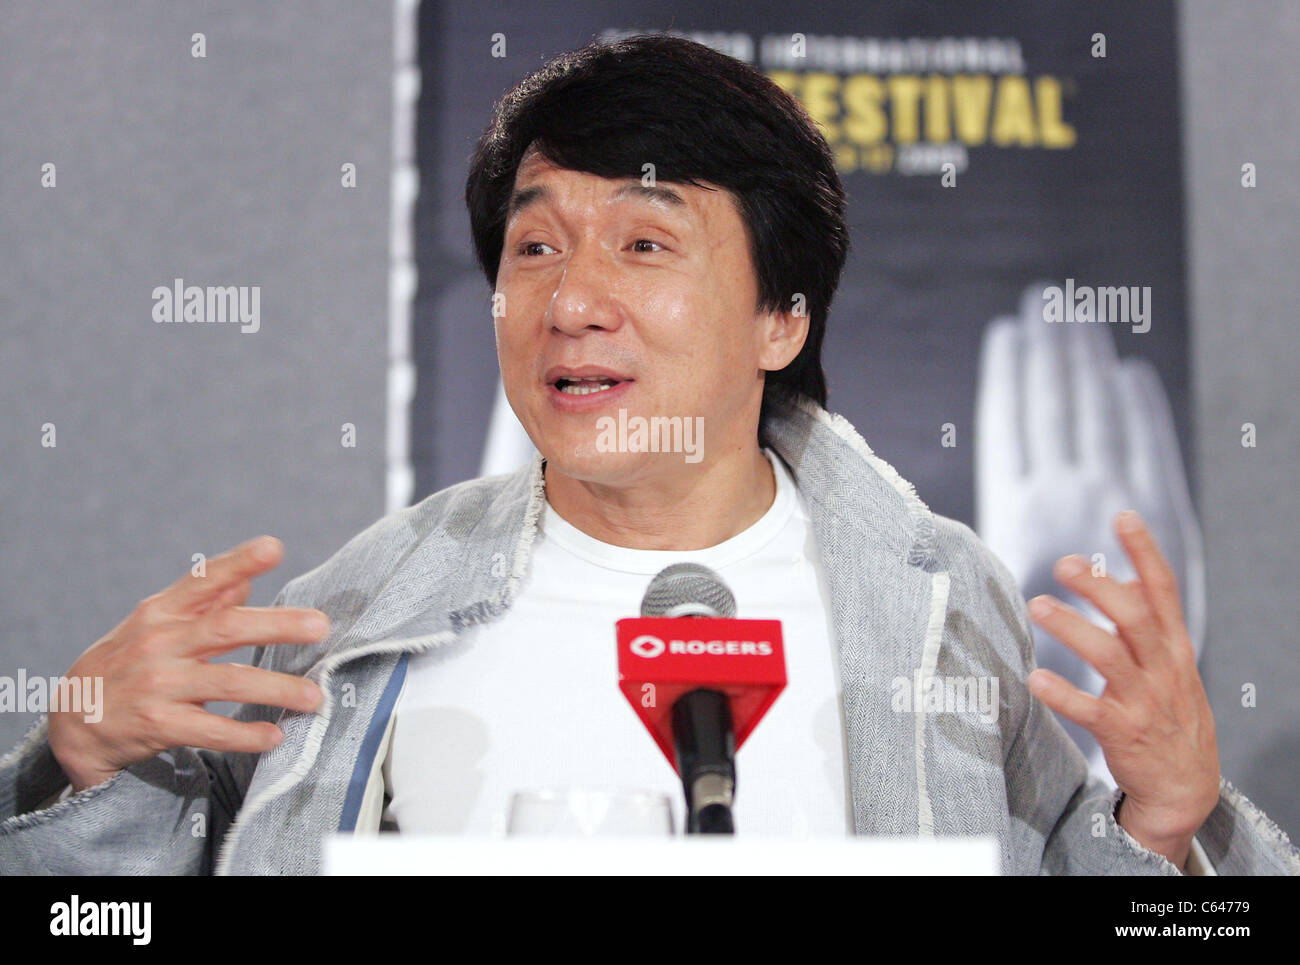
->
[47,536,330,793]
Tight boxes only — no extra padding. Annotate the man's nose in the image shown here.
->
[546,241,624,337]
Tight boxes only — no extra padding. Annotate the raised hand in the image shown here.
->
[1026,511,1220,868]
[46,536,330,792]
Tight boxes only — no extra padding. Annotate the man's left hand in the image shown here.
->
[1025,509,1220,869]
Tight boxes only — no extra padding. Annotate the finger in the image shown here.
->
[1119,361,1207,658]
[1051,554,1167,669]
[976,318,1025,528]
[183,606,331,657]
[1069,323,1123,473]
[1027,594,1138,688]
[1114,511,1189,653]
[1022,283,1072,468]
[180,663,323,714]
[167,707,289,755]
[1119,359,1174,505]
[1119,358,1179,510]
[196,579,252,616]
[161,536,285,614]
[1027,667,1112,738]
[1018,279,1056,327]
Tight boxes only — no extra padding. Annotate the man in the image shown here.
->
[2,35,1295,875]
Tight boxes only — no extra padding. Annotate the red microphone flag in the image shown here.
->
[616,616,787,771]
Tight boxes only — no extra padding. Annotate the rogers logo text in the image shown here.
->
[670,639,774,656]
[628,635,775,659]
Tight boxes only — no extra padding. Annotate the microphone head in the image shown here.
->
[640,563,738,619]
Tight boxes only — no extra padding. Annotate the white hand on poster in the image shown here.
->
[975,282,1205,785]
[480,377,536,477]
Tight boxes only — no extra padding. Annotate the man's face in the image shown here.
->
[494,149,801,486]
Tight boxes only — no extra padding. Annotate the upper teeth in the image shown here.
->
[559,377,618,395]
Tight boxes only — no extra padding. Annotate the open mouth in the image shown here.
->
[553,376,625,396]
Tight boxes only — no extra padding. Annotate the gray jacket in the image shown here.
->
[2,389,1297,874]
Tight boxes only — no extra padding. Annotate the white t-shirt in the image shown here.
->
[383,448,851,836]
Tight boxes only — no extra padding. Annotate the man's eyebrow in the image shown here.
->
[609,183,687,209]
[507,183,549,217]
[507,181,688,219]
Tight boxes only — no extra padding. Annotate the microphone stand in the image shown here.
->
[672,688,737,834]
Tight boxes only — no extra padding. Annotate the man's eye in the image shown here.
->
[631,239,664,253]
[516,241,555,256]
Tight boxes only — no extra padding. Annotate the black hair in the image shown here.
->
[464,33,849,408]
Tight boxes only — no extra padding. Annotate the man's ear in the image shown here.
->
[757,305,810,373]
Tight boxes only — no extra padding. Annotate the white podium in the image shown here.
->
[324,834,999,875]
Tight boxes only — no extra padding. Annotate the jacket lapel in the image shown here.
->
[760,391,945,835]
[328,450,548,657]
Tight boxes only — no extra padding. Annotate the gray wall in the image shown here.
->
[0,1,391,746]
[1181,0,1300,840]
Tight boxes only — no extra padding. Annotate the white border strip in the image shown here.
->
[386,0,420,513]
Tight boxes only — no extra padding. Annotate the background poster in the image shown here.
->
[413,1,1189,515]
[412,2,1193,772]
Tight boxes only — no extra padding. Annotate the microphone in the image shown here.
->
[616,563,787,834]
